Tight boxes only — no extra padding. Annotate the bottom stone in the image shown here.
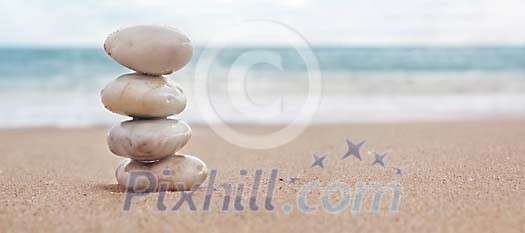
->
[115,154,208,191]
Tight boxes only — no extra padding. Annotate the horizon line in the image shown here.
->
[1,44,525,49]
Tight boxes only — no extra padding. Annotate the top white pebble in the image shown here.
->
[104,25,193,75]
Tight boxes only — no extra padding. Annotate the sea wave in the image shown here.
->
[1,47,525,127]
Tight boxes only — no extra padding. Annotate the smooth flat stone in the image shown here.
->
[104,25,193,75]
[115,154,208,191]
[108,119,191,161]
[101,73,186,118]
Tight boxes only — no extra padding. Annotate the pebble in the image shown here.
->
[107,119,191,161]
[101,73,186,118]
[104,25,193,75]
[115,154,208,191]
[103,25,208,192]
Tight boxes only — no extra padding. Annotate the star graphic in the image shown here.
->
[394,167,402,176]
[341,138,367,161]
[288,176,299,184]
[310,151,327,169]
[371,150,389,167]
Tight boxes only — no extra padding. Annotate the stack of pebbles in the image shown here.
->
[101,25,208,191]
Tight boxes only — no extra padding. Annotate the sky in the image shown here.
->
[0,0,524,47]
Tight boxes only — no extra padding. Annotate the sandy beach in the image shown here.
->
[0,121,524,233]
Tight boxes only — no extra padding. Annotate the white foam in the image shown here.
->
[2,71,525,128]
[1,89,525,128]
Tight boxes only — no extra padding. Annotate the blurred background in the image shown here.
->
[0,0,524,127]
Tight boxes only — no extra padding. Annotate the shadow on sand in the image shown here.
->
[93,184,125,193]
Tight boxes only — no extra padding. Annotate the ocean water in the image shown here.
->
[0,47,524,127]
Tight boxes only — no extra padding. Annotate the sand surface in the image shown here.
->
[0,121,524,233]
